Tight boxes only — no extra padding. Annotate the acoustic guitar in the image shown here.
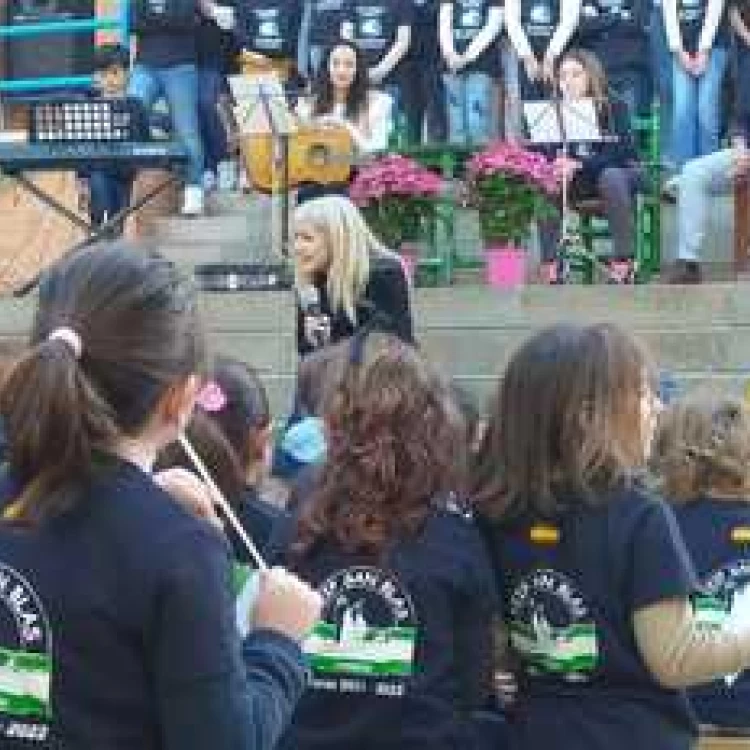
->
[241,125,356,192]
[237,51,293,83]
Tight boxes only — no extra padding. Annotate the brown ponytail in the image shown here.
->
[0,241,205,523]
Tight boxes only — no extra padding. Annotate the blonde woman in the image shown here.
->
[293,195,413,355]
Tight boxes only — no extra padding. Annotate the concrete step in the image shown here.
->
[3,283,750,415]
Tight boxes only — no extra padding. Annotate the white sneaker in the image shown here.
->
[181,186,205,217]
[217,160,237,192]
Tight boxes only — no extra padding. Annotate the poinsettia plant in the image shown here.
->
[349,155,444,248]
[465,141,559,247]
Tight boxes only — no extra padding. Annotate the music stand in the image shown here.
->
[232,73,295,259]
[191,74,295,292]
[524,97,603,281]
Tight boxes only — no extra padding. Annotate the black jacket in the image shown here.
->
[296,254,414,356]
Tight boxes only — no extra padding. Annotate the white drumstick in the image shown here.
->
[178,434,268,571]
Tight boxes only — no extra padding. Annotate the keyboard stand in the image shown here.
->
[10,171,183,296]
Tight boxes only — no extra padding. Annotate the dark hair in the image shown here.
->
[293,332,466,558]
[473,323,654,521]
[0,242,204,522]
[295,342,348,418]
[93,43,130,73]
[312,40,370,123]
[158,357,271,502]
[652,396,750,503]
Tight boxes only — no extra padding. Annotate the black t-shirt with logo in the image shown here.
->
[308,0,350,48]
[236,0,302,59]
[520,0,561,56]
[443,0,503,73]
[481,484,699,750]
[277,497,499,750]
[345,0,413,72]
[578,0,649,65]
[0,458,305,749]
[673,496,750,729]
[133,0,199,67]
[675,0,727,52]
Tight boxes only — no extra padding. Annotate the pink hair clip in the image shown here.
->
[196,380,228,413]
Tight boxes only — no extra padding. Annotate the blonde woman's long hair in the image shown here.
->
[294,196,398,326]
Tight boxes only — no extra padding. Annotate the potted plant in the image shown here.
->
[349,155,444,280]
[465,141,558,287]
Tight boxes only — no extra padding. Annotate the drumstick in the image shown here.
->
[178,434,268,571]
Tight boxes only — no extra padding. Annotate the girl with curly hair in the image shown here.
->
[277,331,499,750]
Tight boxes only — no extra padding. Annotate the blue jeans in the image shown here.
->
[649,4,674,163]
[443,71,497,144]
[88,170,133,230]
[197,67,228,174]
[129,63,204,186]
[671,45,729,168]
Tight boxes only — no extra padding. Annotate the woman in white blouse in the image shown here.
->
[297,39,393,154]
[661,0,727,167]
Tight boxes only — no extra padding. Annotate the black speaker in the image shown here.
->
[4,0,95,85]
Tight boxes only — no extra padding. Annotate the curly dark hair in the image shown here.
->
[312,40,371,123]
[293,333,466,559]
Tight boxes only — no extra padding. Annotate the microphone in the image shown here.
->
[297,285,330,349]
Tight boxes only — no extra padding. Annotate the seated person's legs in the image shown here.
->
[596,165,643,261]
[673,148,735,281]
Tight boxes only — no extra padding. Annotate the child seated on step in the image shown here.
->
[158,356,291,564]
[652,395,750,731]
[77,44,148,234]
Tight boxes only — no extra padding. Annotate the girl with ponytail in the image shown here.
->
[0,241,320,750]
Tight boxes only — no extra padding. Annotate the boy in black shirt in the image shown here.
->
[77,44,148,234]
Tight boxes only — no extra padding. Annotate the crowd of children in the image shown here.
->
[3,241,750,747]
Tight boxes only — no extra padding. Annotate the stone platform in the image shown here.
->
[1,282,749,414]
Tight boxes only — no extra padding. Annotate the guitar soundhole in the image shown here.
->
[307,144,331,166]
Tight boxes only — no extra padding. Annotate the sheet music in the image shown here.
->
[523,98,602,144]
[560,99,601,143]
[523,102,562,144]
[230,74,296,136]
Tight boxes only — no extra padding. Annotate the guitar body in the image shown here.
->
[242,126,355,192]
[237,52,293,82]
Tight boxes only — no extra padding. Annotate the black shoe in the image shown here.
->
[668,260,702,284]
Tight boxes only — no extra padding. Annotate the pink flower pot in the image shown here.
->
[484,246,527,288]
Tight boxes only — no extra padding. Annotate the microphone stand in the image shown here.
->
[256,84,291,259]
[552,83,577,283]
